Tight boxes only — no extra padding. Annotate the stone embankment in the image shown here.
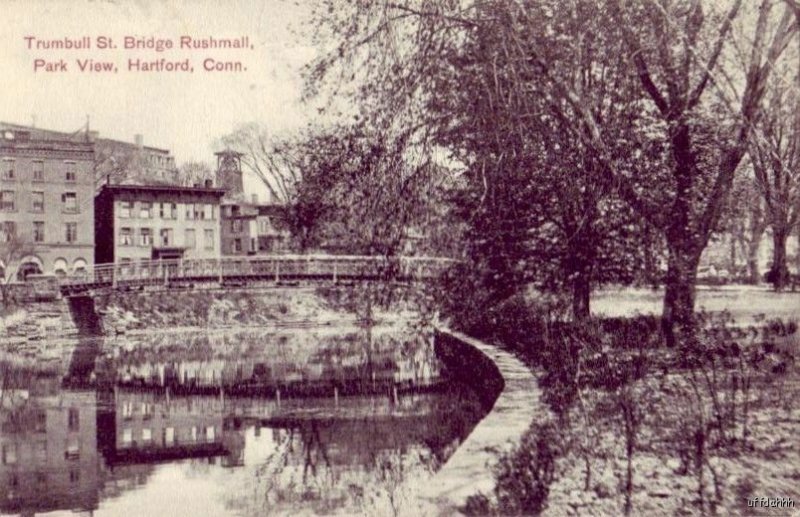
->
[413,329,548,516]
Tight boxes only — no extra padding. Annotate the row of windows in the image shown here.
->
[0,221,78,243]
[1,158,79,182]
[0,190,79,213]
[120,425,217,448]
[118,201,215,220]
[118,227,215,249]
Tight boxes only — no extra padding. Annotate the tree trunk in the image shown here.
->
[770,226,790,291]
[746,238,761,285]
[661,243,701,348]
[572,270,591,321]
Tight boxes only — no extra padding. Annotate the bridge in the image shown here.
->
[57,254,454,296]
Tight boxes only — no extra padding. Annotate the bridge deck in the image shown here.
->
[58,255,452,295]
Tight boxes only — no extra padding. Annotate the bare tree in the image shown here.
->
[748,55,800,290]
[177,161,214,187]
[217,123,301,204]
[0,229,35,306]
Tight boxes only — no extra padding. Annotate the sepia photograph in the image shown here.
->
[0,0,798,516]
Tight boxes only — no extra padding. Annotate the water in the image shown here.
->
[0,327,490,516]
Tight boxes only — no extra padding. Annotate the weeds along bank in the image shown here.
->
[0,284,438,341]
[452,295,799,516]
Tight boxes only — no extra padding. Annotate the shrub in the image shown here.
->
[492,420,559,516]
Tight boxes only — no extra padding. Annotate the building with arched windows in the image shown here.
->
[0,127,94,280]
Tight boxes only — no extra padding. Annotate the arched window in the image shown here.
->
[53,258,68,278]
[17,255,43,281]
[72,258,88,275]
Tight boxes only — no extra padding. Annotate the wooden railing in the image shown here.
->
[58,254,455,294]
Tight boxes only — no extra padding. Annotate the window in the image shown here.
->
[65,162,77,182]
[165,427,175,446]
[68,408,80,431]
[65,223,77,243]
[160,202,177,219]
[119,201,133,218]
[65,438,80,459]
[186,203,196,220]
[190,426,198,442]
[33,221,44,242]
[122,401,133,419]
[232,219,243,233]
[184,229,196,249]
[142,428,152,442]
[70,470,80,483]
[139,228,152,246]
[159,228,173,246]
[194,203,203,219]
[62,192,77,213]
[139,201,152,218]
[203,204,214,220]
[205,426,215,442]
[142,402,153,419]
[1,190,15,211]
[2,159,14,180]
[204,229,214,250]
[233,238,242,253]
[36,441,47,462]
[122,428,133,447]
[1,444,16,465]
[35,411,46,433]
[119,227,133,246]
[31,191,44,212]
[32,161,44,181]
[0,222,15,242]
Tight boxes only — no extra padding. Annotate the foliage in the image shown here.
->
[464,420,560,516]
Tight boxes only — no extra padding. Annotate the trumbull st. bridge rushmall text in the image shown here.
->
[23,35,253,73]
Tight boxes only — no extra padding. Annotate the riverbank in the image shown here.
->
[0,285,432,345]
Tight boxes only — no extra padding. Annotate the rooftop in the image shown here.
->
[98,183,227,196]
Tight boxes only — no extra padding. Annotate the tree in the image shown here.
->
[718,170,768,283]
[177,161,214,187]
[0,229,34,306]
[305,0,797,343]
[747,55,800,290]
[217,123,301,204]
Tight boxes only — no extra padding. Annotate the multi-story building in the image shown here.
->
[220,201,258,255]
[94,182,225,264]
[0,127,95,279]
[0,388,102,515]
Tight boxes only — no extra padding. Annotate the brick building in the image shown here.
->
[0,127,95,280]
[94,183,226,264]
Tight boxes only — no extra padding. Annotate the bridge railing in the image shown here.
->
[58,254,456,291]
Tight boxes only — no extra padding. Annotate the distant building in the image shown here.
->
[0,122,179,187]
[220,201,258,255]
[0,127,95,279]
[94,133,179,186]
[215,150,291,255]
[94,182,226,264]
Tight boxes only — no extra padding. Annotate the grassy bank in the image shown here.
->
[456,295,799,516]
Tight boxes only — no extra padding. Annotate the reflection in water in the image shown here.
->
[0,327,489,516]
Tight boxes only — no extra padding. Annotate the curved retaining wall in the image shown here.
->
[416,328,544,516]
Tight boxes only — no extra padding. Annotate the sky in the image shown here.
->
[0,0,318,196]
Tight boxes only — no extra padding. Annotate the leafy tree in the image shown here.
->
[304,0,797,343]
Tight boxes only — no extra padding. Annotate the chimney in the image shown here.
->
[204,179,213,188]
[134,134,143,149]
